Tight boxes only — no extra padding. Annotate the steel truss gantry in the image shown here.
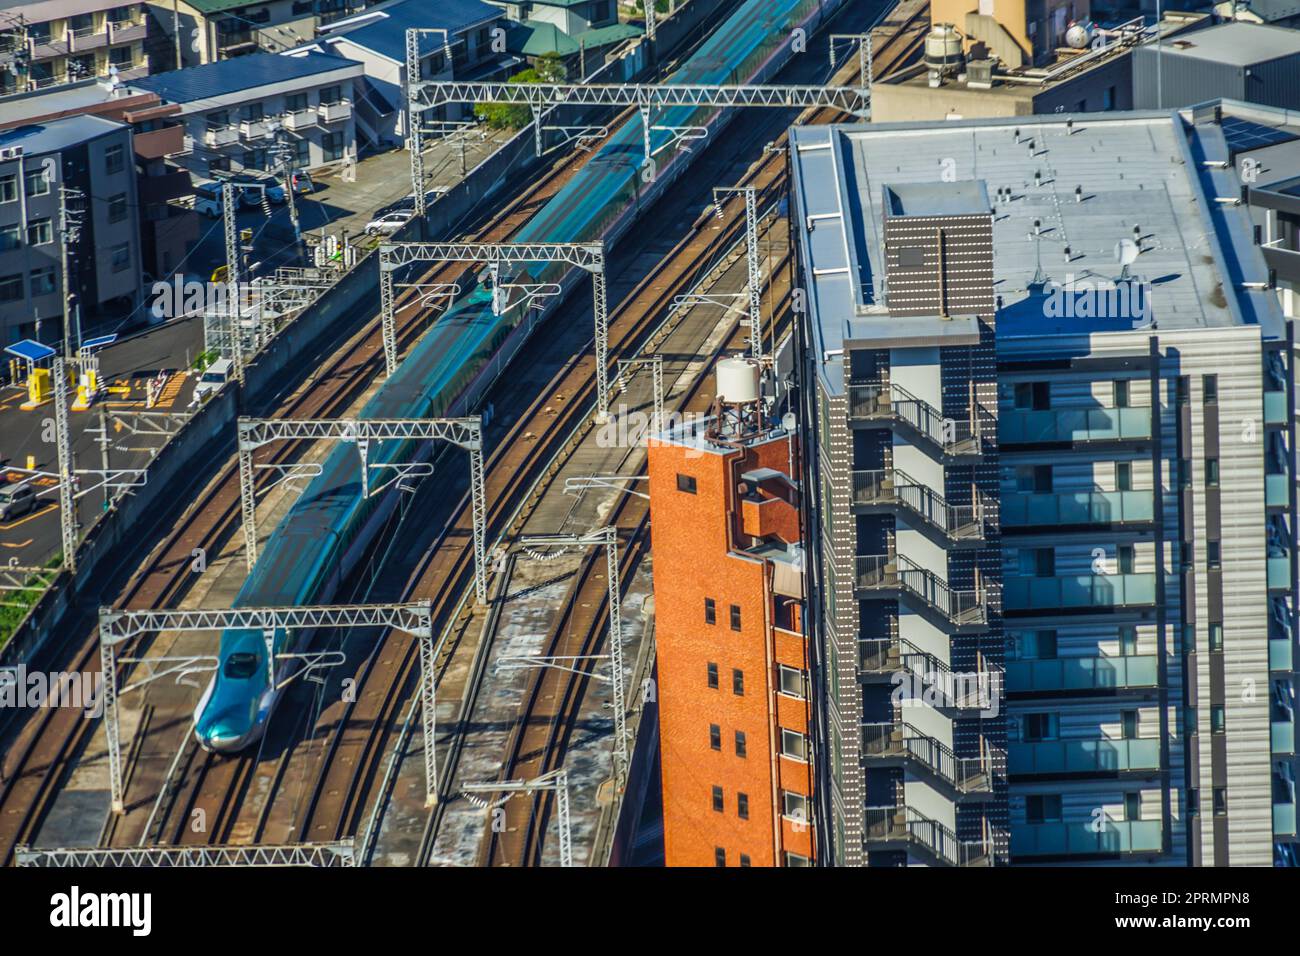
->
[462,769,572,867]
[15,841,356,867]
[713,186,763,360]
[52,357,78,573]
[236,415,487,603]
[409,81,867,160]
[404,28,455,219]
[98,603,434,813]
[379,240,613,418]
[616,354,664,438]
[829,32,874,89]
[515,528,628,789]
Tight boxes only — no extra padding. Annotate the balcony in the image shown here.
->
[852,469,986,547]
[863,806,996,866]
[861,722,999,798]
[859,637,1001,711]
[1003,572,1159,613]
[203,126,241,148]
[1265,389,1288,427]
[1007,654,1158,694]
[283,108,317,131]
[848,381,986,461]
[1010,819,1162,858]
[1008,738,1161,777]
[856,554,988,631]
[1002,490,1154,531]
[999,407,1152,447]
[1268,555,1291,593]
[1267,473,1290,509]
[1272,638,1294,673]
[1275,801,1297,837]
[318,100,352,124]
[1273,717,1296,756]
[240,118,273,140]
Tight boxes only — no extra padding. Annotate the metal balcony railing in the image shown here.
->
[859,637,1001,710]
[1010,819,1162,858]
[1006,654,1158,693]
[1003,573,1161,611]
[863,805,996,866]
[861,722,999,795]
[848,381,987,458]
[1002,489,1154,529]
[856,553,987,628]
[999,406,1152,445]
[853,469,985,542]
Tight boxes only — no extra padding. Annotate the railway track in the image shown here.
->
[0,131,603,864]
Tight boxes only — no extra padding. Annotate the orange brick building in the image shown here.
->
[648,406,816,867]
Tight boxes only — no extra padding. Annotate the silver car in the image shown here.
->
[0,482,38,521]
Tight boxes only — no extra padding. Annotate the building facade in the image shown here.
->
[788,110,1298,866]
[0,0,150,98]
[648,373,817,867]
[145,0,366,69]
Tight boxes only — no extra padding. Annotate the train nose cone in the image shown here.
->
[198,723,244,752]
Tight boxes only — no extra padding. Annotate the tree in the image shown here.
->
[475,53,569,130]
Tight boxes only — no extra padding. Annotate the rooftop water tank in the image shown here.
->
[716,356,760,405]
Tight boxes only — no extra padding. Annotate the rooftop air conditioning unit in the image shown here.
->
[966,59,994,89]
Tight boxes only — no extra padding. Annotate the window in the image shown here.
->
[714,847,726,867]
[1121,710,1138,740]
[709,723,721,751]
[1118,544,1135,575]
[241,102,264,122]
[109,45,133,67]
[1115,461,1132,492]
[778,664,805,698]
[729,604,741,631]
[110,243,130,273]
[782,791,809,822]
[785,852,811,867]
[781,729,808,761]
[1014,465,1052,493]
[1014,381,1050,410]
[24,168,49,196]
[1178,458,1193,488]
[1211,706,1225,734]
[322,130,346,163]
[1023,712,1059,742]
[737,793,749,820]
[1103,85,1116,110]
[1185,707,1198,735]
[1019,547,1055,577]
[711,786,724,812]
[734,730,747,758]
[26,218,51,245]
[0,174,15,202]
[205,110,229,131]
[1180,542,1193,572]
[732,668,744,696]
[208,155,230,174]
[1015,629,1057,660]
[703,597,715,624]
[1113,379,1130,408]
[293,139,310,169]
[29,267,55,297]
[0,224,20,250]
[1187,788,1200,815]
[107,193,127,224]
[739,854,751,867]
[1205,458,1219,487]
[243,148,267,171]
[0,273,22,302]
[1124,792,1141,821]
[1026,793,1062,824]
[1213,788,1227,816]
[1207,540,1221,570]
[286,92,309,113]
[318,85,342,105]
[706,662,718,689]
[1203,374,1218,404]
[676,473,697,494]
[1119,625,1138,657]
[1176,376,1190,405]
[1209,622,1224,653]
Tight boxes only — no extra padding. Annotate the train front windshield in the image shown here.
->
[224,653,260,680]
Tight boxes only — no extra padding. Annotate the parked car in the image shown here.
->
[193,181,224,218]
[364,210,412,236]
[0,482,39,521]
[226,174,286,206]
[193,358,234,403]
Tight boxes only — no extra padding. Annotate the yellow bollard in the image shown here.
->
[26,455,35,470]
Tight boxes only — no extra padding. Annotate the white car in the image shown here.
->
[364,210,411,236]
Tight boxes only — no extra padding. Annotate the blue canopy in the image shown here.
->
[81,334,118,353]
[4,339,55,363]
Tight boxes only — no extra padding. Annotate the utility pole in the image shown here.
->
[221,182,243,383]
[99,402,111,512]
[52,357,78,572]
[405,28,453,220]
[58,185,84,359]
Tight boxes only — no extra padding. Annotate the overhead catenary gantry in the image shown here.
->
[236,415,488,604]
[408,80,868,161]
[15,842,357,868]
[462,769,573,867]
[379,240,613,419]
[514,527,628,789]
[404,27,456,219]
[712,186,764,361]
[97,603,434,814]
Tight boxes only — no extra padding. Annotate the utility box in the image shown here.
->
[27,367,50,405]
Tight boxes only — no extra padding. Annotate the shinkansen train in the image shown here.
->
[194,0,847,751]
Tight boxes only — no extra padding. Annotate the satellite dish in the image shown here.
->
[1115,238,1140,267]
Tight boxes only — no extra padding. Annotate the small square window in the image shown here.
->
[729,604,741,631]
[29,268,56,297]
[1205,458,1219,487]
[26,218,52,246]
[732,668,744,696]
[1026,793,1063,824]
[1211,706,1225,734]
[1203,374,1218,404]
[711,785,724,813]
[706,662,718,689]
[780,728,808,761]
[1213,788,1227,816]
[1209,622,1223,652]
[709,723,721,751]
[105,144,125,174]
[676,473,696,494]
[734,731,747,758]
[739,853,751,867]
[0,175,16,203]
[737,792,749,820]
[714,847,726,867]
[24,168,49,196]
[704,598,716,625]
[1207,540,1221,569]
[110,242,130,273]
[108,193,128,224]
[778,664,805,698]
[782,791,809,822]
[785,852,811,867]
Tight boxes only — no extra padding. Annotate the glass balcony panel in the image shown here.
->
[1275,802,1297,837]
[1273,719,1296,755]
[1271,638,1295,672]
[1011,820,1162,856]
[1266,473,1290,508]
[1268,556,1291,591]
[1000,407,1152,444]
[1265,389,1288,426]
[1007,655,1158,692]
[1009,738,1161,775]
[1004,573,1160,610]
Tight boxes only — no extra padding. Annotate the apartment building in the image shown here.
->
[146,0,366,69]
[0,114,141,346]
[788,110,1298,866]
[648,361,817,867]
[127,50,363,181]
[492,0,642,73]
[1133,22,1300,112]
[0,0,150,97]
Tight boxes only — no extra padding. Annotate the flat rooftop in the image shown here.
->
[1161,21,1300,67]
[788,111,1283,382]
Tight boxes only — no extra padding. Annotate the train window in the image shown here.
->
[224,653,260,679]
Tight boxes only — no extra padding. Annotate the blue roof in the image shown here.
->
[330,0,501,63]
[131,52,361,104]
[5,339,56,362]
